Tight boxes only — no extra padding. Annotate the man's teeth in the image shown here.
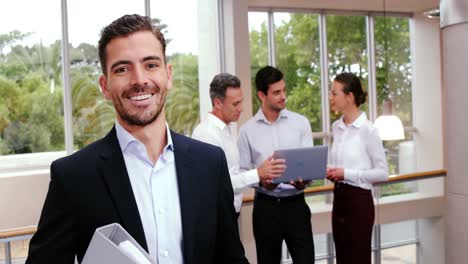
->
[130,94,152,101]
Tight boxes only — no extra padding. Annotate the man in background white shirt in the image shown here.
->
[192,73,286,216]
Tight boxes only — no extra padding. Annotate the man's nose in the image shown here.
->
[281,91,286,99]
[238,102,244,112]
[130,66,149,87]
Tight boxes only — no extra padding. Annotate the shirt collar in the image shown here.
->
[254,108,289,123]
[337,112,367,129]
[206,112,228,131]
[115,121,174,153]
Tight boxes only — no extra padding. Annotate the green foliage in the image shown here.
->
[249,14,411,126]
[0,13,411,163]
[0,30,30,53]
[379,183,412,197]
[165,53,200,135]
[0,32,74,153]
[0,14,200,155]
[326,16,368,76]
[0,72,64,153]
[0,42,65,153]
[71,69,114,148]
[249,22,269,113]
[276,14,322,132]
[374,17,412,126]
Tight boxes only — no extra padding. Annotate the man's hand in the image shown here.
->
[326,167,344,182]
[289,178,311,190]
[257,156,286,181]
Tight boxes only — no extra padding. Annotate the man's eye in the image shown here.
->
[148,63,158,68]
[114,67,128,73]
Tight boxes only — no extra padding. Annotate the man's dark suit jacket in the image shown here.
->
[26,127,249,264]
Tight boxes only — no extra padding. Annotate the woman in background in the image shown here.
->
[326,72,388,264]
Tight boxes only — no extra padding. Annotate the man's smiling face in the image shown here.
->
[99,30,173,127]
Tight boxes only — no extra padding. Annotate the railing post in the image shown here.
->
[373,185,382,264]
[326,233,335,264]
[373,225,382,264]
[4,241,12,264]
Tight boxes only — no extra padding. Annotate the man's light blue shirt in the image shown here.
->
[115,121,183,264]
[238,109,314,197]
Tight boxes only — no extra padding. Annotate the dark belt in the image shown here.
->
[334,182,371,194]
[254,191,304,203]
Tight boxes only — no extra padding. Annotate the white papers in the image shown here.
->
[118,240,152,264]
[82,223,154,264]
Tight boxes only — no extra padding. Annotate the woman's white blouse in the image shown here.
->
[330,112,389,190]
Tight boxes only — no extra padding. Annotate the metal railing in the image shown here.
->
[0,169,446,264]
[241,169,446,264]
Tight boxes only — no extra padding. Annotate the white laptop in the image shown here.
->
[271,146,328,184]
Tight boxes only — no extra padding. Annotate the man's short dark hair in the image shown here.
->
[98,14,167,75]
[209,73,241,105]
[255,66,284,95]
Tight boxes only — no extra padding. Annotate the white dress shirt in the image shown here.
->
[192,113,259,212]
[115,122,184,264]
[330,112,389,190]
[238,109,314,197]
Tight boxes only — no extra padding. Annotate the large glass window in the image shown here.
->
[0,0,64,154]
[326,15,369,124]
[375,16,412,128]
[248,10,415,193]
[153,0,200,136]
[248,12,322,133]
[274,13,322,134]
[375,16,413,176]
[248,12,269,114]
[68,0,144,149]
[374,16,414,196]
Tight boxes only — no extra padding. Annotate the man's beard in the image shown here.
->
[270,100,285,112]
[112,84,166,127]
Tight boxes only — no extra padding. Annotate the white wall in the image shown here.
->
[441,15,468,264]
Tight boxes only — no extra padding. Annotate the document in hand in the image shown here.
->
[82,223,154,264]
[271,146,328,184]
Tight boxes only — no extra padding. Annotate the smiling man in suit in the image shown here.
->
[26,14,249,264]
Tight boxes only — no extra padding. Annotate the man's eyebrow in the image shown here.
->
[143,56,163,62]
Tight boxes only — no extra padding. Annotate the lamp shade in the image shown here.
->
[374,114,405,140]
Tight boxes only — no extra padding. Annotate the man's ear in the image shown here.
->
[213,97,223,110]
[257,91,266,102]
[99,75,111,100]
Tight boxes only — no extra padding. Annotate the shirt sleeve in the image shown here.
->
[229,166,259,194]
[237,128,253,171]
[300,117,314,147]
[194,125,259,192]
[344,127,389,185]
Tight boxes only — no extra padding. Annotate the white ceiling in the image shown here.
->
[249,0,439,14]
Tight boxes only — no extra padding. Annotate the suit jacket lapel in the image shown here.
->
[172,131,199,264]
[97,127,148,251]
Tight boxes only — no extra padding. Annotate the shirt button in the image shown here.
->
[159,208,165,214]
[162,250,169,257]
